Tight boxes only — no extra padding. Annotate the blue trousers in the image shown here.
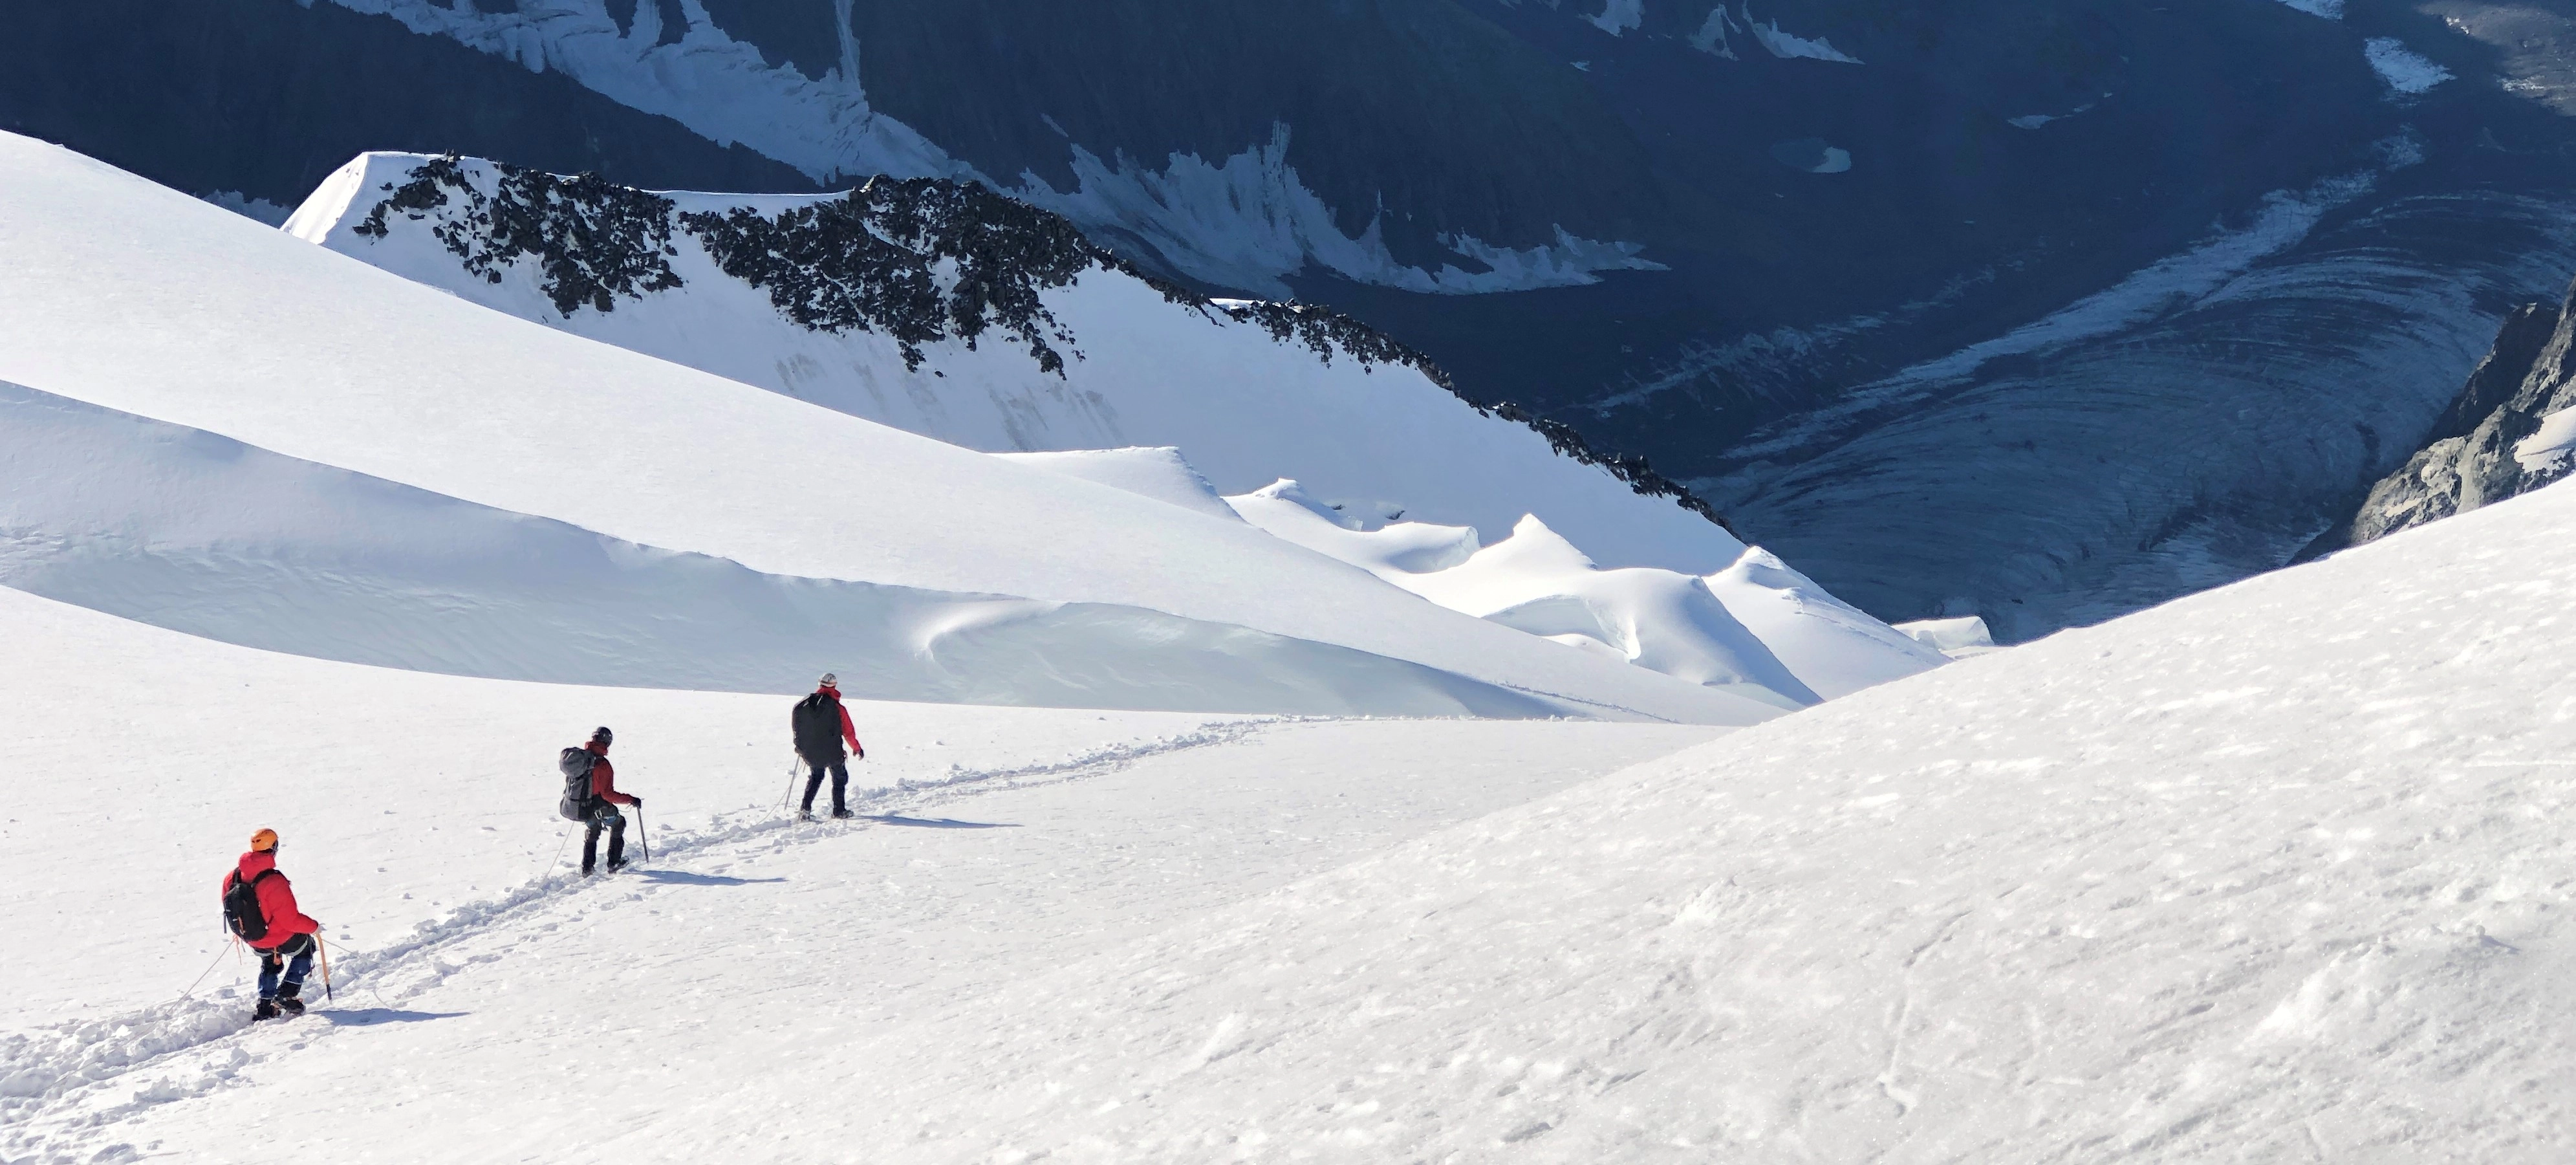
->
[258,933,316,999]
[802,759,849,814]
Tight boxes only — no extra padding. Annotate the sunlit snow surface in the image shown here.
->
[1227,480,1942,703]
[12,386,2576,1162]
[0,131,1775,725]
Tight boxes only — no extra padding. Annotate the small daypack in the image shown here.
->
[557,746,599,822]
[222,869,278,942]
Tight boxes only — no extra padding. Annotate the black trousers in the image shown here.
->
[801,759,849,814]
[582,804,627,873]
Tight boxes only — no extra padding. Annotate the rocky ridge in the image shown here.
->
[351,154,1727,528]
[2322,272,2576,550]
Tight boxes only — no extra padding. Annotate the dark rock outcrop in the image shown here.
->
[351,156,1729,530]
[2321,275,2576,550]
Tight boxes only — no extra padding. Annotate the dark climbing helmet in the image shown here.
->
[590,726,614,746]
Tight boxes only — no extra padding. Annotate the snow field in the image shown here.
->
[0,584,1244,1039]
[0,132,1776,725]
[0,583,1722,1162]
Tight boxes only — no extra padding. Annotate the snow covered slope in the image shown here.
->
[0,132,1782,724]
[0,585,1727,1160]
[1228,481,1943,701]
[0,381,1559,717]
[25,411,2576,1160]
[283,151,1742,576]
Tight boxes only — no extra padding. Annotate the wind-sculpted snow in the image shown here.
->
[0,132,1782,726]
[0,382,1558,718]
[1228,481,1938,704]
[294,151,1744,574]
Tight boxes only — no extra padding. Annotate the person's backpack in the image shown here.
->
[791,693,843,759]
[557,746,599,822]
[222,869,278,942]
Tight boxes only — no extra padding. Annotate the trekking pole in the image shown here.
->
[782,753,801,812]
[634,804,649,862]
[316,936,333,1003]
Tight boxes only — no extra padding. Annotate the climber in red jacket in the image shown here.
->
[574,726,639,875]
[219,828,322,1021]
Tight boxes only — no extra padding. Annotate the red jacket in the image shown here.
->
[587,741,636,806]
[224,850,319,951]
[816,687,863,757]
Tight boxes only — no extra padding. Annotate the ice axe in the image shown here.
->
[316,935,333,1003]
[633,803,649,863]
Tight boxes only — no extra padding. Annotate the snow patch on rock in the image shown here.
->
[2366,38,2453,94]
[304,0,1658,299]
[1588,0,1644,36]
[1745,5,1863,63]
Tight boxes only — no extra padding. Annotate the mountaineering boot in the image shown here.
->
[797,809,815,822]
[277,983,305,1017]
[604,856,629,874]
[253,998,282,1022]
[830,809,856,820]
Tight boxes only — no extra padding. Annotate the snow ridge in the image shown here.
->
[318,152,1732,547]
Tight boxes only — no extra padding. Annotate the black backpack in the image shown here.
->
[558,746,599,821]
[791,693,843,759]
[222,869,279,942]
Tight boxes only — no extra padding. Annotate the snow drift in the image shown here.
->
[0,382,1555,717]
[1227,480,1945,701]
[0,131,1780,724]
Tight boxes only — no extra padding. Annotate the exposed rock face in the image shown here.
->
[2328,276,2576,550]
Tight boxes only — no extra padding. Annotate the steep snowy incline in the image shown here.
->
[283,151,1743,575]
[783,457,2571,1160]
[0,133,1779,724]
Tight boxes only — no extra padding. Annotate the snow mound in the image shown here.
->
[1893,614,2002,657]
[285,151,1737,576]
[991,447,1240,523]
[0,131,1780,726]
[1229,481,1944,704]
